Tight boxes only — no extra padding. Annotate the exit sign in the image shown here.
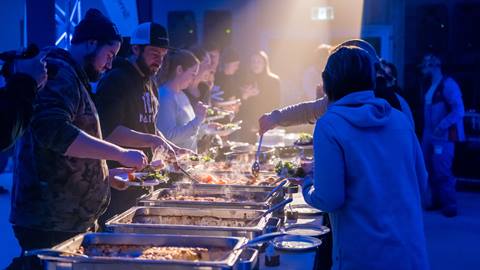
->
[311,6,334,21]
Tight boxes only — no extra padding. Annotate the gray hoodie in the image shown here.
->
[303,91,429,270]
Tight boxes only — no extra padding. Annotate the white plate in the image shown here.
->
[204,125,241,137]
[113,172,161,187]
[206,114,229,122]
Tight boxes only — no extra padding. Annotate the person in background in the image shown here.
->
[156,49,207,151]
[94,22,190,226]
[379,59,414,129]
[258,39,415,134]
[302,45,429,270]
[302,44,331,100]
[184,46,223,153]
[203,41,221,101]
[204,41,220,75]
[238,50,281,142]
[420,52,464,217]
[184,45,212,105]
[10,9,148,254]
[214,46,242,101]
[0,45,47,152]
[380,59,402,95]
[0,45,47,195]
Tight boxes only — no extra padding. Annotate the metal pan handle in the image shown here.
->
[235,248,259,270]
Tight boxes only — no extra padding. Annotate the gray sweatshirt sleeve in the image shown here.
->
[269,97,328,127]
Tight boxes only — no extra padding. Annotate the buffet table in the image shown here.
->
[34,142,332,270]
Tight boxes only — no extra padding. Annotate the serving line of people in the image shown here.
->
[4,10,187,269]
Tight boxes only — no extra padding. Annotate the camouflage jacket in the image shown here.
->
[10,48,110,233]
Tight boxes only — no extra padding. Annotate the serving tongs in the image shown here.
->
[264,179,288,200]
[177,166,200,184]
[251,134,264,178]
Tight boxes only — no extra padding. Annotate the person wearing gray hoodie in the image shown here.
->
[302,45,429,270]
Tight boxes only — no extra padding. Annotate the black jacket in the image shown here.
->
[0,73,37,151]
[94,58,158,162]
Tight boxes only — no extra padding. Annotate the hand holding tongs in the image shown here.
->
[251,134,264,177]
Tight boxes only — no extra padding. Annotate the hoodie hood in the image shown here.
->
[328,90,392,128]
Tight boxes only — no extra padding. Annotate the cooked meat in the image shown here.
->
[76,244,228,261]
[130,215,249,227]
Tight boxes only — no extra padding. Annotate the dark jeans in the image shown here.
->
[7,226,79,270]
[424,140,457,211]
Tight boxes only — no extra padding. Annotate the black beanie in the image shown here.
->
[71,9,122,44]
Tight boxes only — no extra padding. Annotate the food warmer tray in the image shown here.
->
[105,206,280,239]
[37,232,258,270]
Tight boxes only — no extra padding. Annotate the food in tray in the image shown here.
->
[193,173,277,186]
[131,215,250,227]
[189,155,214,163]
[198,161,276,174]
[158,192,264,203]
[275,161,306,178]
[206,108,216,117]
[294,133,313,146]
[75,244,229,261]
[162,194,236,202]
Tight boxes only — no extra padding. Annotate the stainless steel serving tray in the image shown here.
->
[105,206,280,239]
[137,183,283,209]
[37,232,253,270]
[187,181,297,195]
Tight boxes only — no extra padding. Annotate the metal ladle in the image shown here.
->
[251,134,264,177]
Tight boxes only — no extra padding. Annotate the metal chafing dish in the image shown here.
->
[36,232,258,270]
[137,183,283,209]
[225,145,275,164]
[105,206,280,239]
[185,175,298,195]
[185,171,283,189]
